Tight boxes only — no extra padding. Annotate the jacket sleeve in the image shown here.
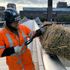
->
[0,33,15,57]
[22,25,31,35]
[0,33,5,57]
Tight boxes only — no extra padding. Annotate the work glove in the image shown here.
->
[14,46,22,53]
[33,27,45,38]
[34,22,52,37]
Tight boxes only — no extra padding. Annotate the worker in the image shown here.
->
[0,8,44,70]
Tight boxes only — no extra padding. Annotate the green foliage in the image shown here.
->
[57,15,70,22]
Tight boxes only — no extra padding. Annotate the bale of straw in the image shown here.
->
[41,24,70,60]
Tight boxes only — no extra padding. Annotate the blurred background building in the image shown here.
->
[20,7,47,21]
[7,3,16,10]
[57,2,67,8]
[19,1,70,23]
[0,1,70,23]
[0,6,5,21]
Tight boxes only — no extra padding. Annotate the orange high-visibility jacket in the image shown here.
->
[0,24,35,70]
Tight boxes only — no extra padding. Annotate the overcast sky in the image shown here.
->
[0,0,70,11]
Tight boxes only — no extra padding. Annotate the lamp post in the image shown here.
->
[47,0,52,21]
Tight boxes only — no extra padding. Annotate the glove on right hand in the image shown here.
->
[14,46,22,53]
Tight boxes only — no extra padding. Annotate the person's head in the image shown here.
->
[4,8,20,30]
